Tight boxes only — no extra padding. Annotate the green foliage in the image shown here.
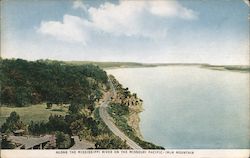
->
[27,112,99,139]
[28,114,70,135]
[109,103,129,116]
[70,119,85,135]
[55,131,72,149]
[93,108,112,134]
[1,58,108,107]
[0,104,68,125]
[95,138,129,149]
[46,103,52,109]
[46,115,70,134]
[64,113,83,125]
[65,61,156,68]
[68,103,82,114]
[1,136,15,149]
[92,108,130,149]
[28,121,47,135]
[133,137,164,149]
[69,114,99,137]
[201,64,250,72]
[1,111,26,133]
[224,66,250,72]
[0,60,147,149]
[108,104,164,149]
[0,59,163,149]
[6,111,20,123]
[108,75,164,149]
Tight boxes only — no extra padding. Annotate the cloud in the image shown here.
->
[88,1,197,38]
[88,1,148,37]
[37,0,198,43]
[72,0,87,11]
[147,1,198,19]
[243,0,249,6]
[37,15,91,44]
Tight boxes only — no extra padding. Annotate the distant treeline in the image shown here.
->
[65,61,157,68]
[0,59,108,107]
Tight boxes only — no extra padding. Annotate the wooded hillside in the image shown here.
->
[0,59,108,107]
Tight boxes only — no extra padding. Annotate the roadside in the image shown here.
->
[98,78,142,149]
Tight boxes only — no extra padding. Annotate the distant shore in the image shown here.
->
[7,59,248,72]
[65,60,250,72]
[200,64,250,73]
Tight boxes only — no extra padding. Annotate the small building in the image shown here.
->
[13,130,25,136]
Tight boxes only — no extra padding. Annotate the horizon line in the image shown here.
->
[1,57,249,66]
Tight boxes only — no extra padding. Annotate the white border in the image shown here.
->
[1,149,250,158]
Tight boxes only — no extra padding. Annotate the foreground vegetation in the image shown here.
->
[0,58,128,149]
[1,58,108,107]
[0,58,150,149]
[1,106,130,149]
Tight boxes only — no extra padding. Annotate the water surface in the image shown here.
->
[107,66,249,149]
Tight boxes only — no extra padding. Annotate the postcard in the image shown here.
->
[0,0,249,158]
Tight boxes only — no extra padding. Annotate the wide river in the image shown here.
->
[107,66,249,149]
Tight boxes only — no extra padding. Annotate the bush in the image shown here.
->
[47,115,70,134]
[46,103,52,109]
[56,131,72,149]
[108,105,164,149]
[28,121,47,135]
[95,137,129,149]
[1,136,15,149]
[1,111,25,133]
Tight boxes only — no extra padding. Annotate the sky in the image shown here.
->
[1,0,249,65]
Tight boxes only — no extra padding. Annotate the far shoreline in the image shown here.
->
[2,58,249,72]
[104,64,250,73]
[64,60,250,73]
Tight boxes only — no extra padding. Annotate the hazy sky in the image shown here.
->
[1,0,249,64]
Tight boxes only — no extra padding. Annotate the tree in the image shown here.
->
[95,137,129,149]
[46,102,52,109]
[68,103,82,114]
[28,121,47,135]
[1,136,15,149]
[70,119,85,135]
[1,59,109,107]
[1,111,23,133]
[6,111,20,123]
[55,132,71,149]
[47,115,70,133]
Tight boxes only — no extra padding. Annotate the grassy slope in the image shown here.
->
[0,104,68,125]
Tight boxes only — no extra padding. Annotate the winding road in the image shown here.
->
[99,78,142,149]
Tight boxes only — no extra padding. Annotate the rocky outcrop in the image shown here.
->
[109,75,143,139]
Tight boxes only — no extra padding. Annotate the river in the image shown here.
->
[107,66,249,149]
